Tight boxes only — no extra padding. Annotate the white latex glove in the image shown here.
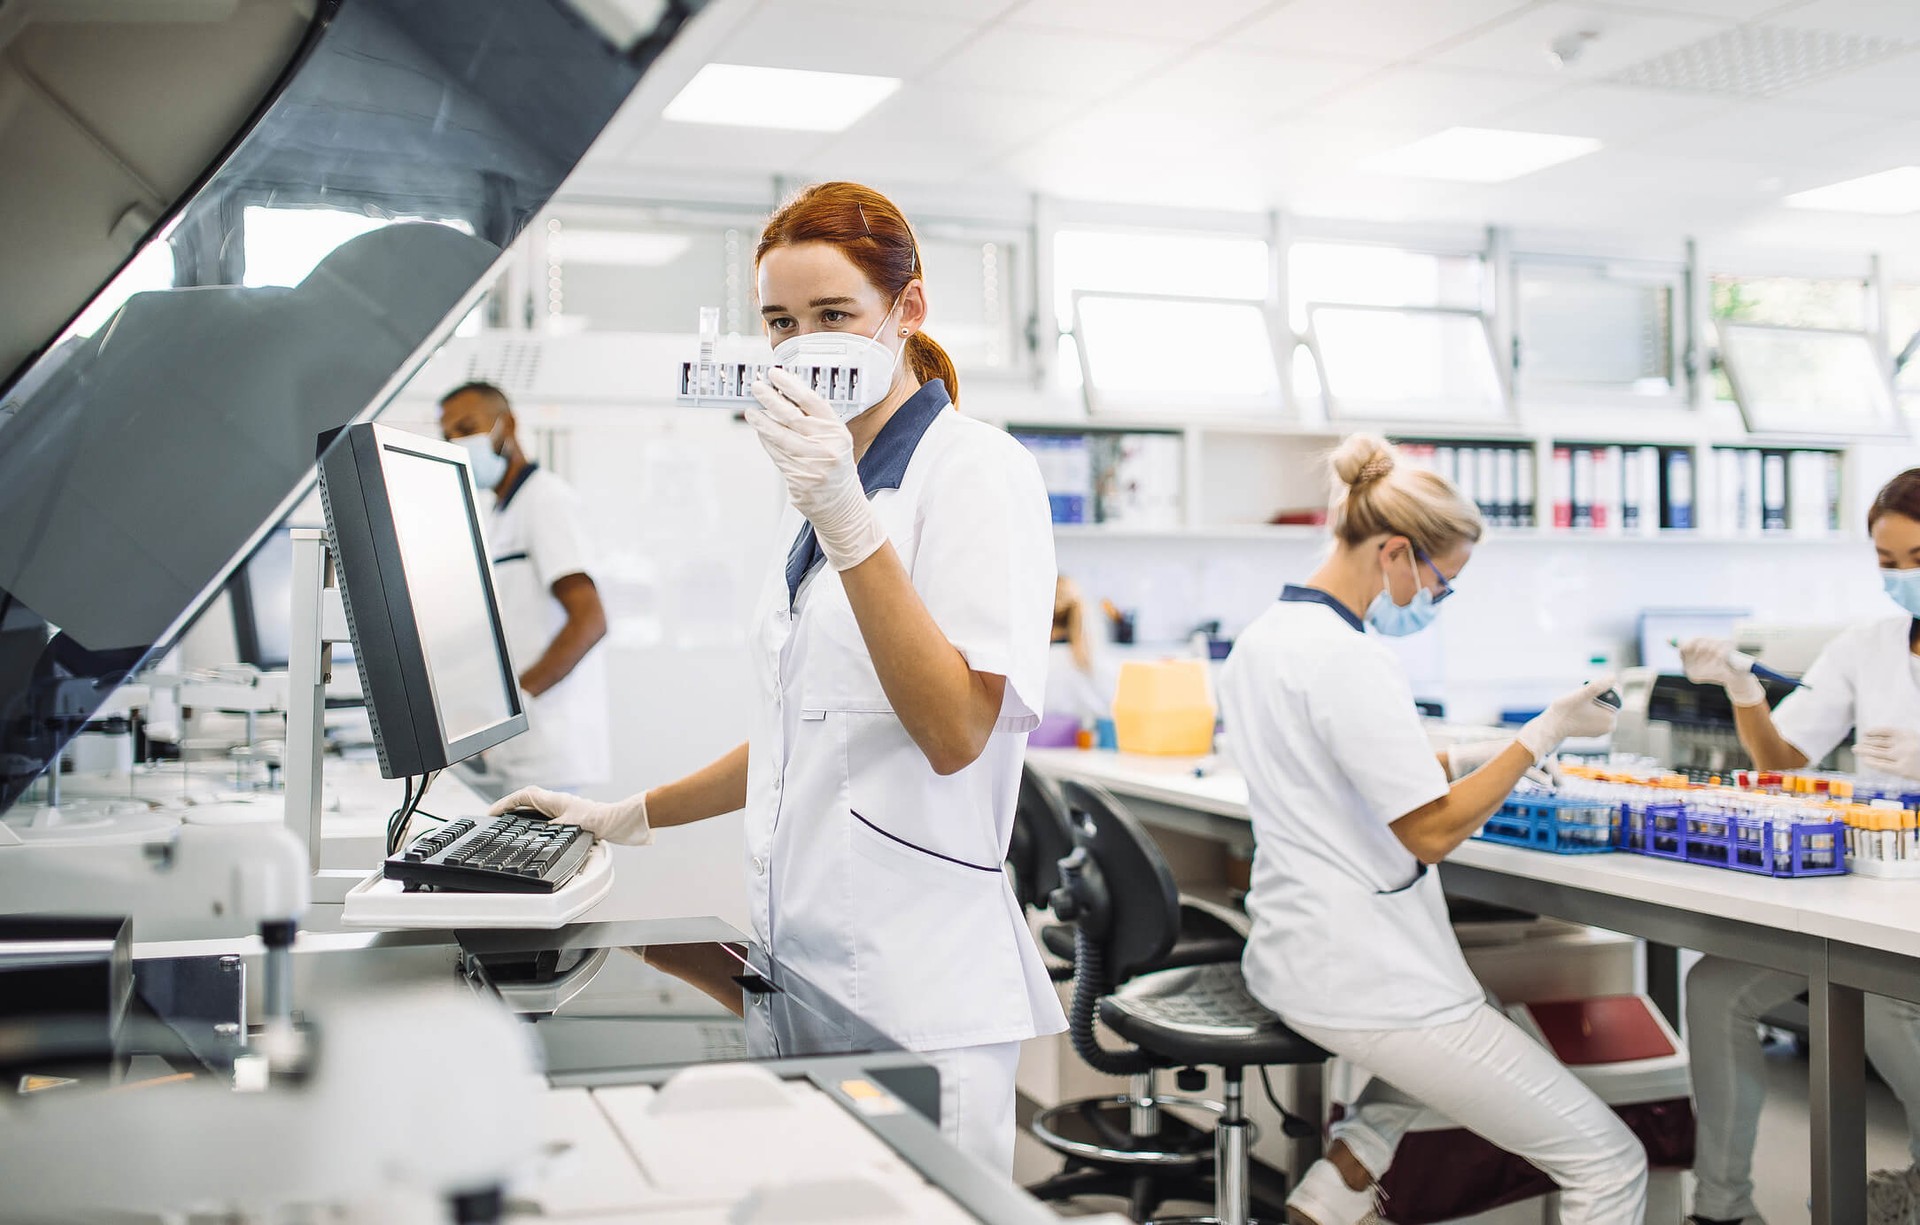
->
[1857,727,1920,781]
[746,367,888,571]
[1446,738,1560,788]
[1680,636,1766,707]
[1515,676,1620,764]
[491,786,652,846]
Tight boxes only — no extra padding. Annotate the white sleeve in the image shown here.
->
[528,480,594,593]
[914,436,1055,730]
[1311,646,1450,826]
[1772,635,1860,765]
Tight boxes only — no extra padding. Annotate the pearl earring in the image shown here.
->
[899,328,910,337]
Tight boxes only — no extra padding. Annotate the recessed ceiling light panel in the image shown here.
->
[1784,166,1920,215]
[663,63,901,133]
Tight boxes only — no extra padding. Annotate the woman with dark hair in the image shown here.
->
[495,182,1063,1173]
[1680,468,1920,1225]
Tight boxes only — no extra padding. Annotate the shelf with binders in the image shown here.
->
[1543,441,1703,537]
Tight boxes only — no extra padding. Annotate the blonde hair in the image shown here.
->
[1327,433,1483,555]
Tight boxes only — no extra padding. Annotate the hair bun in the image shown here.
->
[1330,433,1397,489]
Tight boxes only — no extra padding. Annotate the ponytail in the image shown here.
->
[906,332,959,404]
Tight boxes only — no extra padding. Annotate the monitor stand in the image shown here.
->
[283,527,364,908]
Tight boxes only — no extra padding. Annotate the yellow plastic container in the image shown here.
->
[1112,659,1216,756]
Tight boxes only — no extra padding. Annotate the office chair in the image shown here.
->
[1042,778,1329,1225]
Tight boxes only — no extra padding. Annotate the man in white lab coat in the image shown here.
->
[438,381,610,794]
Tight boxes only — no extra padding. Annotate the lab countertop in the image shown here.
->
[1025,747,1920,961]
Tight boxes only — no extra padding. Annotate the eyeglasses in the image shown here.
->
[1418,552,1456,605]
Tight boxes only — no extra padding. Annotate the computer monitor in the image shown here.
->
[230,523,359,696]
[230,526,293,670]
[317,422,526,778]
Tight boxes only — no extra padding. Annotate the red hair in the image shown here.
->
[756,181,960,403]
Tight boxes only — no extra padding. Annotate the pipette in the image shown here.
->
[1668,639,1809,693]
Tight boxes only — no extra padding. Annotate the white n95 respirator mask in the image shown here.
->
[771,297,904,422]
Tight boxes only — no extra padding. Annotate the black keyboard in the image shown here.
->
[383,812,594,894]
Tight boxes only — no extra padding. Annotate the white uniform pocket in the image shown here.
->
[846,803,1026,1047]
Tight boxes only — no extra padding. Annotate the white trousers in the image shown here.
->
[921,1040,1023,1178]
[1687,955,1920,1222]
[1291,1003,1649,1225]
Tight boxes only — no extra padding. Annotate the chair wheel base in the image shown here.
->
[1031,1094,1227,1167]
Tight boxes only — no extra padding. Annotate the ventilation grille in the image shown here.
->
[1609,24,1911,98]
[465,337,544,392]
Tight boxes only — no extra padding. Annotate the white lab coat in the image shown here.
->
[1771,614,1920,764]
[742,381,1066,1059]
[482,465,610,791]
[1217,587,1480,1031]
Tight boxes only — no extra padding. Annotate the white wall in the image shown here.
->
[1055,531,1897,724]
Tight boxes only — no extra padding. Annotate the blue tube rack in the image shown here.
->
[1475,794,1620,855]
[1617,801,1845,878]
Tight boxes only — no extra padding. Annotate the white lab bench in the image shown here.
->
[1025,746,1920,1225]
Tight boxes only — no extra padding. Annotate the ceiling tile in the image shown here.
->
[1627,98,1886,159]
[1588,0,1809,18]
[1121,48,1381,129]
[829,83,1081,151]
[714,2,982,78]
[1236,0,1536,63]
[1771,47,1920,114]
[1301,64,1564,129]
[796,137,999,189]
[1426,3,1733,78]
[1005,0,1272,42]
[1480,81,1737,142]
[925,24,1188,98]
[615,121,835,175]
[1766,0,1920,40]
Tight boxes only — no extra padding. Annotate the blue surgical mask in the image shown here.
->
[455,427,508,491]
[1367,549,1443,637]
[1883,566,1920,618]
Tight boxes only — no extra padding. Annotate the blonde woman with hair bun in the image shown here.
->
[1217,434,1646,1225]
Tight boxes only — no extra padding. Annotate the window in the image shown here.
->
[1289,241,1503,421]
[542,212,755,336]
[242,206,475,290]
[1710,273,1871,402]
[919,234,1024,376]
[1073,293,1280,412]
[1053,228,1271,407]
[1287,242,1483,331]
[1717,323,1896,435]
[1306,305,1506,422]
[1515,263,1679,398]
[1889,284,1920,401]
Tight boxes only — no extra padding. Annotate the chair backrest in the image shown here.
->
[1009,765,1076,910]
[1057,778,1182,983]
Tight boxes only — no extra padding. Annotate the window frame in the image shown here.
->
[1301,301,1513,425]
[1715,319,1904,437]
[1510,256,1691,411]
[1070,289,1285,417]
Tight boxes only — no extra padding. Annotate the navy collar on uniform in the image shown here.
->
[785,380,951,607]
[495,461,539,512]
[1280,584,1365,633]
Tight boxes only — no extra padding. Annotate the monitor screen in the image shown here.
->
[319,422,525,777]
[381,446,517,743]
[1638,608,1749,674]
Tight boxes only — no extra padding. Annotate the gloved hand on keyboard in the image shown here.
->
[491,787,652,846]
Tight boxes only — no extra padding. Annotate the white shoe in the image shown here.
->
[1286,1158,1382,1225]
[1867,1165,1920,1225]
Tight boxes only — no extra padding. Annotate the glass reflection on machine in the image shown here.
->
[457,927,903,1076]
